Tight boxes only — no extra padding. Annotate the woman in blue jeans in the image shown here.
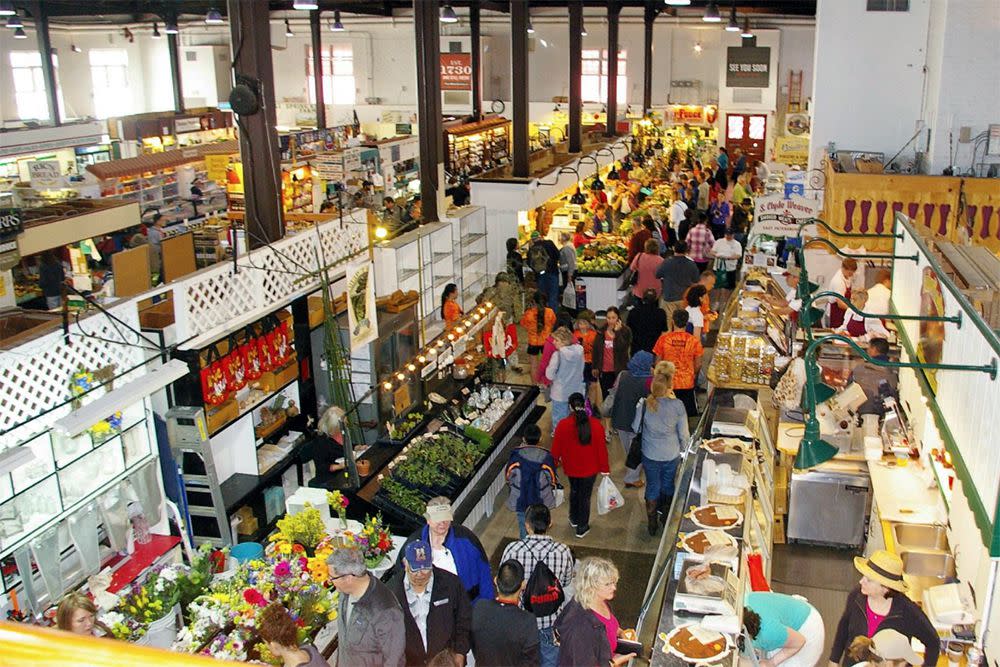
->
[631,361,689,536]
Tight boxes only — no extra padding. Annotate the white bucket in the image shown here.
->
[143,604,179,649]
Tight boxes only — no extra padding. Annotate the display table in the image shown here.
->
[575,268,627,313]
[356,382,539,533]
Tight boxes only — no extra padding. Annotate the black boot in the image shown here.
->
[646,500,659,536]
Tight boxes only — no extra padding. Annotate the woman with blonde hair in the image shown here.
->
[632,361,689,536]
[56,591,111,636]
[553,557,636,667]
[545,326,586,432]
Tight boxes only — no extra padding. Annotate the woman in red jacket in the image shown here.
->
[550,393,609,539]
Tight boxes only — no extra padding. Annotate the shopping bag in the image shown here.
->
[562,282,577,309]
[597,475,625,515]
[553,484,565,508]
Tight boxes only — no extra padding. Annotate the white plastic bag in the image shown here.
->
[553,486,565,508]
[597,475,625,515]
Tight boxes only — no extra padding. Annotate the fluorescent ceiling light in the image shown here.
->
[293,0,319,9]
[741,18,754,38]
[6,13,22,28]
[0,447,36,476]
[665,0,691,5]
[0,1,14,16]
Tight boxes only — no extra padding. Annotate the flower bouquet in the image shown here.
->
[327,490,349,529]
[115,563,185,647]
[346,514,394,570]
[270,504,327,555]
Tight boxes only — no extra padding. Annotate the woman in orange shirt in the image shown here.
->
[441,283,463,326]
[520,290,557,383]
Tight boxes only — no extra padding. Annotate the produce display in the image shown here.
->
[376,384,523,520]
[388,410,424,441]
[576,235,628,274]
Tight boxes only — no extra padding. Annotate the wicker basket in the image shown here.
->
[707,484,747,506]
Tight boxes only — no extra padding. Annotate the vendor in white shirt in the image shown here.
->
[710,229,742,290]
[834,290,891,342]
[865,269,892,318]
[825,257,859,328]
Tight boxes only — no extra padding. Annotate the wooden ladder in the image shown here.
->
[787,70,803,113]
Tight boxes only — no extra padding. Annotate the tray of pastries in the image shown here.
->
[686,504,744,530]
[678,529,738,556]
[660,623,733,663]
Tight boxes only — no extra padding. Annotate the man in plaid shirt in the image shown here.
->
[686,213,715,272]
[500,504,575,667]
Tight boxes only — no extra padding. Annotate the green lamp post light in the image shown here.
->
[795,334,997,470]
[793,236,919,306]
[797,290,963,331]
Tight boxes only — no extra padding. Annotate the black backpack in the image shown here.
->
[527,242,550,275]
[522,542,566,617]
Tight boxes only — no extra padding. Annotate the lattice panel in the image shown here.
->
[0,302,145,445]
[173,221,367,340]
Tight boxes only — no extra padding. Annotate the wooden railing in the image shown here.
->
[820,161,1000,255]
[0,622,243,666]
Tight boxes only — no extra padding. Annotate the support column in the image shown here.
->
[31,2,60,126]
[643,4,657,114]
[227,0,283,246]
[309,10,326,128]
[510,0,529,177]
[606,1,620,137]
[470,3,483,121]
[568,0,583,153]
[414,0,443,222]
[168,31,185,113]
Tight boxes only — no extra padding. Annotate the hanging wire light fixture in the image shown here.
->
[331,10,346,32]
[440,3,459,24]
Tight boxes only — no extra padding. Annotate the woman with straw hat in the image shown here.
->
[827,551,939,666]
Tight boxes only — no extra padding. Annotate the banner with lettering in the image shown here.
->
[726,46,771,88]
[440,53,473,91]
[752,194,819,238]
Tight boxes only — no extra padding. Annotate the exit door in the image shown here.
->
[725,114,767,164]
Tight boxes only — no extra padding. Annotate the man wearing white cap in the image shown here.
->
[398,497,495,603]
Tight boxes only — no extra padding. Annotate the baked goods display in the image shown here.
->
[660,624,732,663]
[679,529,738,556]
[688,504,743,530]
[701,437,746,455]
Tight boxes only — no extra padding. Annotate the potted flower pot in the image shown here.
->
[144,604,180,648]
[357,459,372,477]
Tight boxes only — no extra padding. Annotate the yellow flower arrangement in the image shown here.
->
[272,505,326,550]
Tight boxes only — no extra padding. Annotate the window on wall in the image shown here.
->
[866,0,909,10]
[306,45,356,106]
[89,49,130,119]
[581,49,627,105]
[9,51,63,121]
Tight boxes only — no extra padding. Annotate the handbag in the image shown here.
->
[625,254,641,288]
[600,371,622,417]
[625,401,646,469]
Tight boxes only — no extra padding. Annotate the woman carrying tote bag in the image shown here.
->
[606,351,655,489]
[631,361,689,536]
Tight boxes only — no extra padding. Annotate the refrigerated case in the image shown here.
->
[787,463,871,548]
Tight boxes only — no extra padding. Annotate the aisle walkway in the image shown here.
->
[472,386,662,629]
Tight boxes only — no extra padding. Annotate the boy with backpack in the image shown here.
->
[526,232,562,309]
[500,504,575,667]
[504,424,558,538]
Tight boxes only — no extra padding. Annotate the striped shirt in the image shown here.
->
[500,535,575,630]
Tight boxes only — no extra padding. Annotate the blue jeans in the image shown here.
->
[539,626,559,667]
[516,510,527,539]
[539,271,559,309]
[550,400,569,434]
[643,456,680,508]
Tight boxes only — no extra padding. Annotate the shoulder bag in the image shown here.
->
[625,401,646,469]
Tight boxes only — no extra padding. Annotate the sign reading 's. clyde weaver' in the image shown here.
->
[751,194,819,238]
[726,46,771,88]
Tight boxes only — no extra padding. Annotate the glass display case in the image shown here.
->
[0,394,159,565]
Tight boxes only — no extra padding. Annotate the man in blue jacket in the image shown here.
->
[398,497,495,603]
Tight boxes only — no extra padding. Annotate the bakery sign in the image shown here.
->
[0,208,23,270]
[751,194,819,238]
[440,53,472,91]
[726,46,771,88]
